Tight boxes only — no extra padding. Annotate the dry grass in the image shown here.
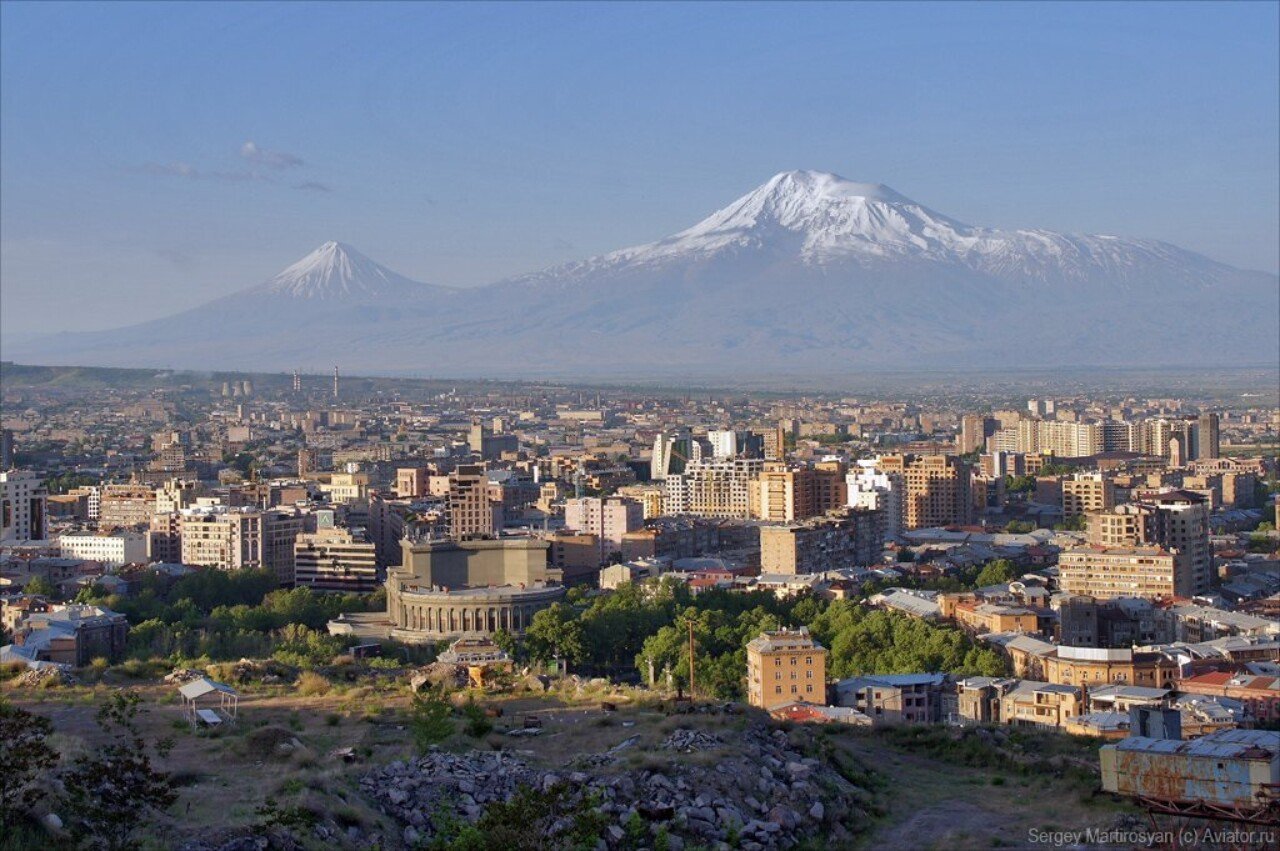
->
[295,671,332,697]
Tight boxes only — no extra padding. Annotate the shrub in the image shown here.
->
[461,701,493,738]
[296,672,331,697]
[325,713,341,727]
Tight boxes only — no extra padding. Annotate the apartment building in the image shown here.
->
[179,507,304,583]
[1058,546,1184,600]
[58,529,148,568]
[746,627,828,710]
[293,526,380,593]
[759,508,884,574]
[999,681,1083,729]
[447,464,503,539]
[98,484,157,529]
[1061,473,1116,518]
[1,470,47,541]
[876,454,971,530]
[563,496,644,557]
[664,458,763,519]
[1087,490,1213,596]
[846,460,904,539]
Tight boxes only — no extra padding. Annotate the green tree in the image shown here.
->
[1005,475,1036,494]
[525,602,586,665]
[1054,514,1088,532]
[461,700,493,738]
[974,559,1020,587]
[22,575,56,597]
[61,692,177,851]
[409,690,455,752]
[0,699,58,832]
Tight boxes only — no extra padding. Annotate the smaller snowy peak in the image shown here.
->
[257,241,441,300]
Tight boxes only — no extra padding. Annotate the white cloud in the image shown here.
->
[240,141,304,170]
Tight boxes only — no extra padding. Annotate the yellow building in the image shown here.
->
[952,601,1039,636]
[746,627,827,710]
[1042,645,1180,690]
[1058,545,1184,600]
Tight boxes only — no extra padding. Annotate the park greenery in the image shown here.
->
[520,579,1009,700]
[72,568,384,668]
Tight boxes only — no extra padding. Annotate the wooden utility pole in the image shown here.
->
[687,618,696,700]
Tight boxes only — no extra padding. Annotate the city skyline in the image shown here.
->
[2,1,1278,337]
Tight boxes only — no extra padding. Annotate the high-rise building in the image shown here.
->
[754,463,815,522]
[1087,490,1213,596]
[563,496,644,557]
[98,484,157,529]
[0,429,14,469]
[846,460,904,540]
[294,527,380,592]
[1197,413,1220,460]
[663,458,763,518]
[1,470,48,542]
[396,466,431,499]
[650,432,698,480]
[876,454,972,530]
[179,506,305,584]
[959,415,995,454]
[707,430,738,460]
[447,464,503,539]
[468,421,518,461]
[746,627,827,710]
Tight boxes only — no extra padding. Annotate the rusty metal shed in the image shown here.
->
[1100,728,1279,814]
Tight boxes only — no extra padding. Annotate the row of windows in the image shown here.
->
[774,685,816,695]
[773,670,815,680]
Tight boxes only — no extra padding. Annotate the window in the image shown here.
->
[775,686,782,695]
[805,685,813,694]
[791,685,797,694]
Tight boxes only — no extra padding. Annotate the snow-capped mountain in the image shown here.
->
[250,241,448,301]
[6,171,1276,378]
[523,170,1233,287]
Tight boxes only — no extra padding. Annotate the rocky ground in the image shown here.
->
[362,723,872,850]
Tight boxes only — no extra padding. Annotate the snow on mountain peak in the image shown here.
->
[258,241,436,300]
[593,169,973,267]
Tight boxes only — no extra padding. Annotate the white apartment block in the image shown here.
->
[59,529,149,567]
[663,458,763,518]
[846,460,903,540]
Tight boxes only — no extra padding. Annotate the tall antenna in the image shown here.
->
[292,369,301,393]
[333,366,339,399]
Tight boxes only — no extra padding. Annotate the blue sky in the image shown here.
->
[2,1,1277,334]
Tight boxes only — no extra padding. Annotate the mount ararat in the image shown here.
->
[7,171,1277,378]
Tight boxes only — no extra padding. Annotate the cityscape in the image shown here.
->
[1,3,1278,851]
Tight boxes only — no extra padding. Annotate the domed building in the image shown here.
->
[386,537,565,642]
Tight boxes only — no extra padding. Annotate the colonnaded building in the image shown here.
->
[386,537,565,642]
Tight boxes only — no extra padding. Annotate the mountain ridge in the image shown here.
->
[5,170,1276,377]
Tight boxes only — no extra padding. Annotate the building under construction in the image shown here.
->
[1100,728,1280,824]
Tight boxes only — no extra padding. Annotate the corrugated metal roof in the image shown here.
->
[1114,729,1279,758]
